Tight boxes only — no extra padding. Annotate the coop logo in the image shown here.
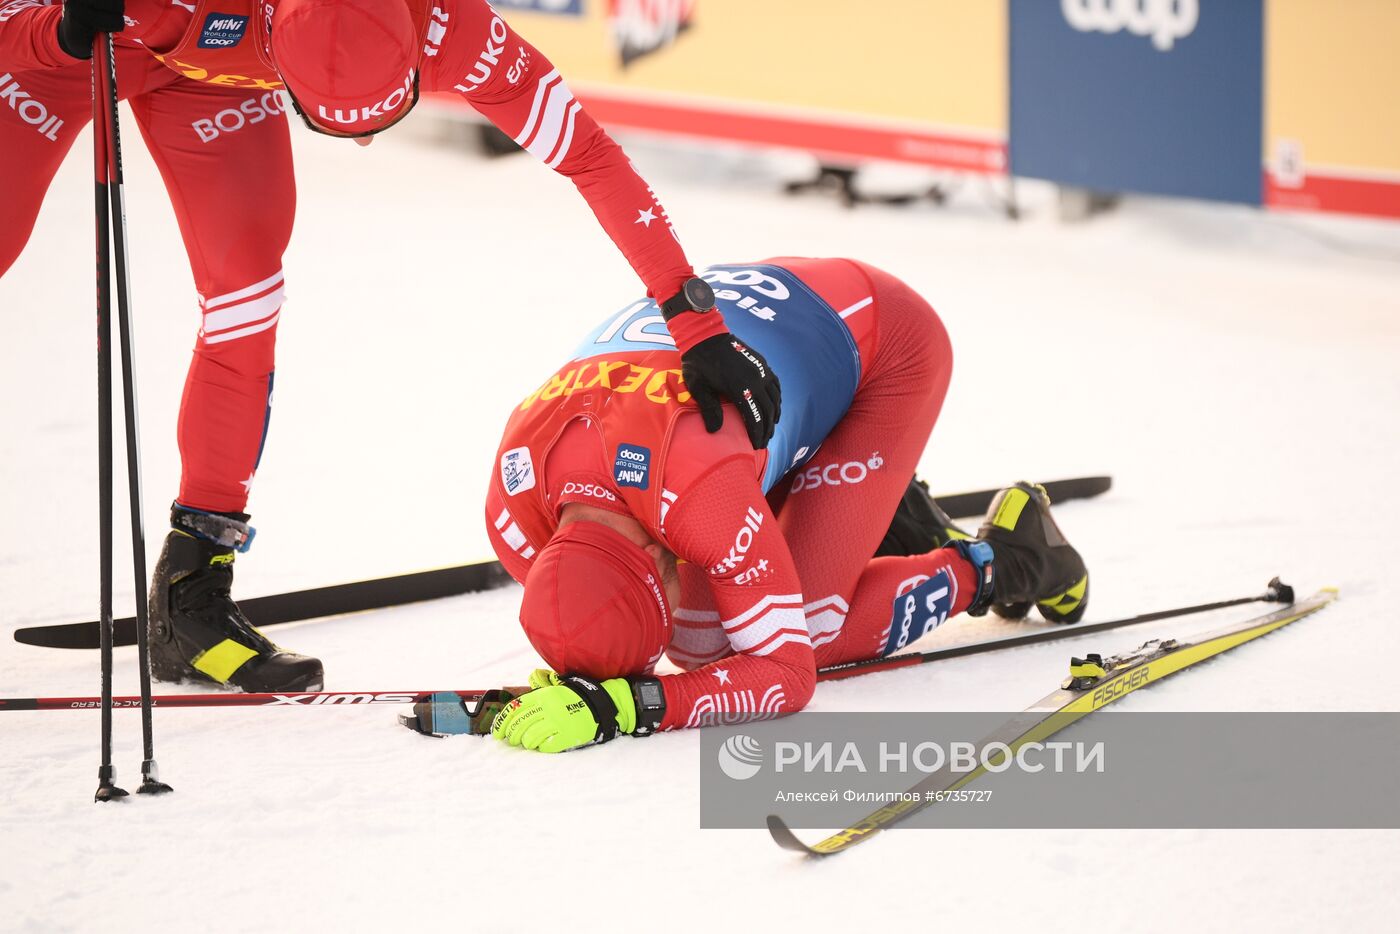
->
[191,91,287,143]
[1061,0,1198,52]
[0,73,63,141]
[717,734,764,780]
[610,0,697,67]
[197,13,249,48]
[789,453,884,494]
[614,444,652,490]
[886,569,954,654]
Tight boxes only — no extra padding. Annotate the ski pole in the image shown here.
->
[816,577,1296,683]
[1,688,516,712]
[91,32,126,804]
[96,32,170,797]
[5,581,1294,714]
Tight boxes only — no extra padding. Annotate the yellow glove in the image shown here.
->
[490,670,637,753]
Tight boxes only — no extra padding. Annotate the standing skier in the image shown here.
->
[483,257,1089,751]
[0,0,778,692]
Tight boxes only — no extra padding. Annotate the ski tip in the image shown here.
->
[1067,475,1112,497]
[13,626,95,650]
[766,814,823,856]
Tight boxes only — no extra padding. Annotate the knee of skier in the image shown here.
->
[194,324,278,381]
[193,269,285,374]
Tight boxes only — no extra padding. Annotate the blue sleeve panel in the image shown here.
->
[571,263,862,494]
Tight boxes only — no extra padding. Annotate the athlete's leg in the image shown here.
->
[130,79,319,692]
[127,80,295,513]
[0,63,89,277]
[665,263,974,672]
[1,48,178,279]
[772,262,979,667]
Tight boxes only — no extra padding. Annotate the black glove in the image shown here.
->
[681,333,781,449]
[57,0,125,61]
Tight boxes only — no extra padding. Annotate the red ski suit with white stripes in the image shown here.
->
[0,0,709,514]
[485,258,980,731]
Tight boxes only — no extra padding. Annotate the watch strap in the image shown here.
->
[660,277,716,320]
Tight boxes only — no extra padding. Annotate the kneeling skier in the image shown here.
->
[482,258,1090,751]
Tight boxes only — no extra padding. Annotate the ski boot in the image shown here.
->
[957,482,1089,624]
[149,505,324,692]
[876,476,971,557]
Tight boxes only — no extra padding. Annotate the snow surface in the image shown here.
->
[3,111,1400,932]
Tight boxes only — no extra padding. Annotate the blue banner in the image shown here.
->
[1010,0,1262,205]
[491,0,583,15]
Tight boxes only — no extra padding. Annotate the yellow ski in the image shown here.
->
[768,587,1339,857]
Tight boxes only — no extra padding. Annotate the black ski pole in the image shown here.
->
[92,33,126,804]
[817,577,1297,682]
[97,33,171,796]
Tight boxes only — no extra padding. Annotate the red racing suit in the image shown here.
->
[1,0,713,513]
[486,258,980,730]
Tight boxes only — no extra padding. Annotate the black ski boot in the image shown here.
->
[149,505,323,692]
[964,482,1089,624]
[876,476,971,557]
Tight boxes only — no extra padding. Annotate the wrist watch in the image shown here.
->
[659,277,716,321]
[630,677,667,736]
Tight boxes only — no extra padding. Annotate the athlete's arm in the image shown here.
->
[657,456,817,729]
[433,1,780,447]
[0,1,72,69]
[435,0,702,312]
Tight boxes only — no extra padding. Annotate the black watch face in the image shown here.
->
[685,278,716,311]
[636,681,664,709]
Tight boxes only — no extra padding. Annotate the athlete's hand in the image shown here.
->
[490,670,637,753]
[57,0,126,61]
[682,334,781,449]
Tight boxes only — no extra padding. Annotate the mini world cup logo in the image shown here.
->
[717,734,763,780]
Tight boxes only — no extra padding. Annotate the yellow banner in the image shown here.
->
[1266,0,1400,175]
[498,0,1005,135]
